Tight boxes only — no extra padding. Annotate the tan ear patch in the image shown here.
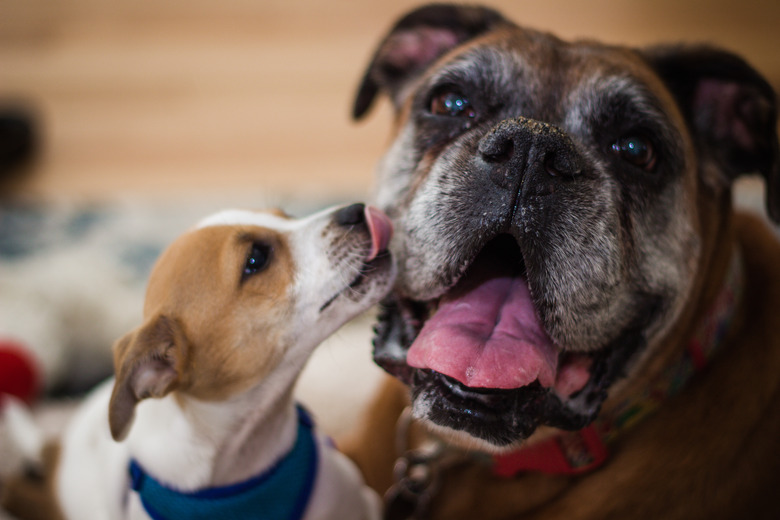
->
[108,315,187,441]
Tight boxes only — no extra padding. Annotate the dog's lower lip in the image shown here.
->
[420,370,518,415]
[418,353,594,399]
[437,370,516,399]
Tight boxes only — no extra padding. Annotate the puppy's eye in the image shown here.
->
[611,135,657,171]
[430,90,476,118]
[242,242,271,280]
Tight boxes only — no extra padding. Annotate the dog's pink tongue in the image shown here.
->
[407,276,558,389]
[365,206,393,261]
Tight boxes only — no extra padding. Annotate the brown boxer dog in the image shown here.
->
[344,4,780,519]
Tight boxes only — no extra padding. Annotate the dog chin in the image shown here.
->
[410,407,518,454]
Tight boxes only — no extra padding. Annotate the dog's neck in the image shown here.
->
[125,359,304,490]
[601,248,744,435]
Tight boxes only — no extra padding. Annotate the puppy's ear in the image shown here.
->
[644,45,780,221]
[352,3,509,119]
[108,315,188,442]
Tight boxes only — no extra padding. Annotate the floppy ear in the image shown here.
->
[643,45,780,221]
[108,315,188,441]
[352,3,509,119]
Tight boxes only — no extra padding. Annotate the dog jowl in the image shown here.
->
[354,4,779,449]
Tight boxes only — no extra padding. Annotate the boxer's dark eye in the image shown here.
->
[611,135,656,171]
[430,90,476,118]
[242,242,271,280]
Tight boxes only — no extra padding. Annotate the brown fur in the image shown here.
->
[345,4,780,517]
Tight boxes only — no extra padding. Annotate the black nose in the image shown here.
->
[335,203,366,227]
[478,117,584,189]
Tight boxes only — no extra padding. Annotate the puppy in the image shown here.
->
[2,203,394,520]
[344,4,780,519]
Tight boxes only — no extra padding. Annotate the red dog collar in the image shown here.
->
[493,424,608,476]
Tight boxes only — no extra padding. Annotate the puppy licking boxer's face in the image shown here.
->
[354,4,779,449]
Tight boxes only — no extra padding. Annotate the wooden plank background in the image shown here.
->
[1,0,778,203]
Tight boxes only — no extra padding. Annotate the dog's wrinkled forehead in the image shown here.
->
[418,34,685,141]
[372,35,693,217]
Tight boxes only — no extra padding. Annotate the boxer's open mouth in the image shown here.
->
[405,236,594,398]
[373,235,643,444]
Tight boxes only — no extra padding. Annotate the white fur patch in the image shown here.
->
[196,209,293,231]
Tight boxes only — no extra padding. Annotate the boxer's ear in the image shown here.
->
[108,315,188,441]
[352,4,509,120]
[644,45,780,221]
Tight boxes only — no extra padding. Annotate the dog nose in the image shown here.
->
[478,117,584,189]
[335,203,367,226]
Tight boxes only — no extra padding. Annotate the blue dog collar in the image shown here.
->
[128,407,318,520]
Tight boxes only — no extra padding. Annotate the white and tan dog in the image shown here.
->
[1,203,394,520]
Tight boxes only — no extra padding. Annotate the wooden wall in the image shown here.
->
[1,0,778,202]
